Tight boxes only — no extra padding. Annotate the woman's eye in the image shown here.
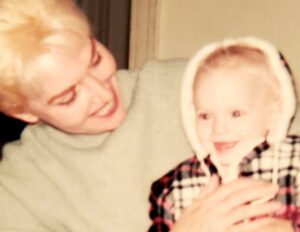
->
[232,110,242,118]
[198,113,210,120]
[57,92,76,105]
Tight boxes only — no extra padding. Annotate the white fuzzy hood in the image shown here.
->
[181,37,297,182]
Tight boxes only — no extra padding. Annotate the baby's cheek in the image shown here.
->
[196,124,211,139]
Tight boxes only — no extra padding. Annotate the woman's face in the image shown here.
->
[19,38,125,134]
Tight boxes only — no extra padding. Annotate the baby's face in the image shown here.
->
[193,66,277,165]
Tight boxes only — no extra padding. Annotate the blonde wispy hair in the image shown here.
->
[194,45,281,104]
[0,0,91,115]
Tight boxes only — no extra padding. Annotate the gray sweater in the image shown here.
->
[0,59,192,232]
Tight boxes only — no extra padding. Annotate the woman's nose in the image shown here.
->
[81,74,112,101]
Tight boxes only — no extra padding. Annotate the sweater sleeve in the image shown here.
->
[0,185,49,231]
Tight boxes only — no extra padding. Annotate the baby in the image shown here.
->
[149,37,300,232]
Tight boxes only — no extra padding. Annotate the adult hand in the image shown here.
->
[243,218,293,232]
[170,176,282,232]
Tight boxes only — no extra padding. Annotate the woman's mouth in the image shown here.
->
[90,94,118,118]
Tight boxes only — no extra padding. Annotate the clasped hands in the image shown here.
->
[171,176,293,232]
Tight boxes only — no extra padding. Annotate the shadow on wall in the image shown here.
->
[0,113,27,160]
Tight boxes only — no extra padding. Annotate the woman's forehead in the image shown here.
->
[23,39,94,98]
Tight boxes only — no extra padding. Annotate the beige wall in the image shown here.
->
[130,0,300,133]
[157,1,300,60]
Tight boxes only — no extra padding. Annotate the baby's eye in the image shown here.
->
[232,110,242,118]
[198,113,210,120]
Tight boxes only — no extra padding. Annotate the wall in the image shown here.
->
[157,1,300,61]
[130,0,300,134]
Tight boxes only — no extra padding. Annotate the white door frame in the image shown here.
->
[129,0,159,69]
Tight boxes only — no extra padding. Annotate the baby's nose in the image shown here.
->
[212,117,228,135]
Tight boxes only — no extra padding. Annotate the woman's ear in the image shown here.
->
[10,112,39,123]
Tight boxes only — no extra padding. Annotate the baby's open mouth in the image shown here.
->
[214,141,237,153]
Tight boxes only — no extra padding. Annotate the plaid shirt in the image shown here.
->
[148,135,300,232]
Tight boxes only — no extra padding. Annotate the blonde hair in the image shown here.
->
[0,0,91,115]
[195,45,281,104]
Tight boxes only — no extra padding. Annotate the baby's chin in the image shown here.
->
[214,154,239,167]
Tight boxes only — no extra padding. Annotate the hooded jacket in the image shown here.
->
[149,37,300,232]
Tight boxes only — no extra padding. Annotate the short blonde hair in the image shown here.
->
[0,0,91,115]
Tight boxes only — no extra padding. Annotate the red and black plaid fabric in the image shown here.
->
[148,135,300,232]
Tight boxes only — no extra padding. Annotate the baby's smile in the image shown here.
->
[213,141,237,153]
